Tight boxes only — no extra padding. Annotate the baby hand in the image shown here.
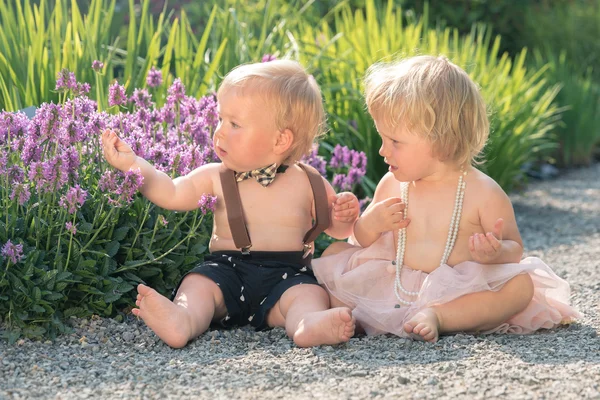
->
[102,129,136,172]
[469,218,504,264]
[361,197,409,234]
[329,192,359,222]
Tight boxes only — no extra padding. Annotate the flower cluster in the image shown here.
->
[55,68,90,96]
[302,144,367,192]
[1,67,220,274]
[198,194,217,215]
[147,66,163,88]
[59,185,88,214]
[1,240,23,264]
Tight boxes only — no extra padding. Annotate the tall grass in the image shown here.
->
[0,0,227,111]
[531,50,600,167]
[294,1,561,191]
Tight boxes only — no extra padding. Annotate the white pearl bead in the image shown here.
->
[394,170,467,305]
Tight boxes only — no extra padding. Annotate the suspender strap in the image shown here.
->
[219,165,252,253]
[298,162,331,245]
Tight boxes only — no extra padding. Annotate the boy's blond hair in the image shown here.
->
[218,60,325,163]
[364,55,489,166]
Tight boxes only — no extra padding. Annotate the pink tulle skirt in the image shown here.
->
[312,232,581,337]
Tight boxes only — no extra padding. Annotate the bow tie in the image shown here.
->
[235,163,288,187]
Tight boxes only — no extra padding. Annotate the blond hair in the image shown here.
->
[364,55,489,166]
[217,60,325,163]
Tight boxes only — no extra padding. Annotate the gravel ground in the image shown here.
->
[2,165,600,400]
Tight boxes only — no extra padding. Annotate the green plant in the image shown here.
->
[532,50,600,166]
[0,0,227,111]
[0,73,216,341]
[294,1,561,191]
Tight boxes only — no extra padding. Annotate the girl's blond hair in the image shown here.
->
[218,60,325,163]
[364,55,489,166]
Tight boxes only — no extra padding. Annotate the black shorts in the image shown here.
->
[172,250,319,330]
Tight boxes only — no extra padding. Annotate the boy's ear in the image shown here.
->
[274,128,294,155]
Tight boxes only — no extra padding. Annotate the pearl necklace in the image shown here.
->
[393,169,467,306]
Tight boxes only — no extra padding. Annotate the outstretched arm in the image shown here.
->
[102,129,214,211]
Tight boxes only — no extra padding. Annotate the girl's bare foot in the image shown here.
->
[293,307,355,347]
[132,284,193,348]
[403,307,441,343]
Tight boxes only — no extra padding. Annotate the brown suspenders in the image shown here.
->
[219,162,331,257]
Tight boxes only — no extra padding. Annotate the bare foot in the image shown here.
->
[132,284,193,348]
[293,307,355,347]
[403,308,441,343]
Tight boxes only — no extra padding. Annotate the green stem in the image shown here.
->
[86,201,104,241]
[115,213,202,272]
[64,212,77,271]
[81,207,116,253]
[163,211,189,245]
[45,192,57,252]
[148,213,161,253]
[1,260,11,283]
[126,202,152,261]
[53,209,66,269]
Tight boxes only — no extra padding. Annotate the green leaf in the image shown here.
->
[113,226,129,241]
[63,307,85,318]
[105,241,120,257]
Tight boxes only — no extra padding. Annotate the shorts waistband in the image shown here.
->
[209,250,312,266]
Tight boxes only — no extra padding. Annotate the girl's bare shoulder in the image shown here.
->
[467,167,510,203]
[374,172,404,200]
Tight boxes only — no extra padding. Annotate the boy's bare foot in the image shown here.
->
[403,307,441,343]
[132,284,193,348]
[293,307,355,347]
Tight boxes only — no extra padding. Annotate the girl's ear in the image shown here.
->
[274,128,294,155]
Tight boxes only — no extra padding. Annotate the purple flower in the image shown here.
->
[73,82,91,96]
[301,144,327,176]
[55,69,78,92]
[10,184,31,206]
[1,240,24,264]
[346,167,365,186]
[59,185,88,214]
[167,78,186,105]
[0,150,7,175]
[329,144,351,169]
[0,111,29,146]
[198,194,217,215]
[108,82,127,107]
[261,54,277,62]
[332,174,347,191]
[65,222,77,235]
[92,60,104,72]
[146,66,163,88]
[116,169,144,204]
[130,88,152,109]
[98,170,118,192]
[7,165,24,183]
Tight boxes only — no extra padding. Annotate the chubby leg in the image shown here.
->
[133,274,227,348]
[404,273,535,342]
[266,284,355,347]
